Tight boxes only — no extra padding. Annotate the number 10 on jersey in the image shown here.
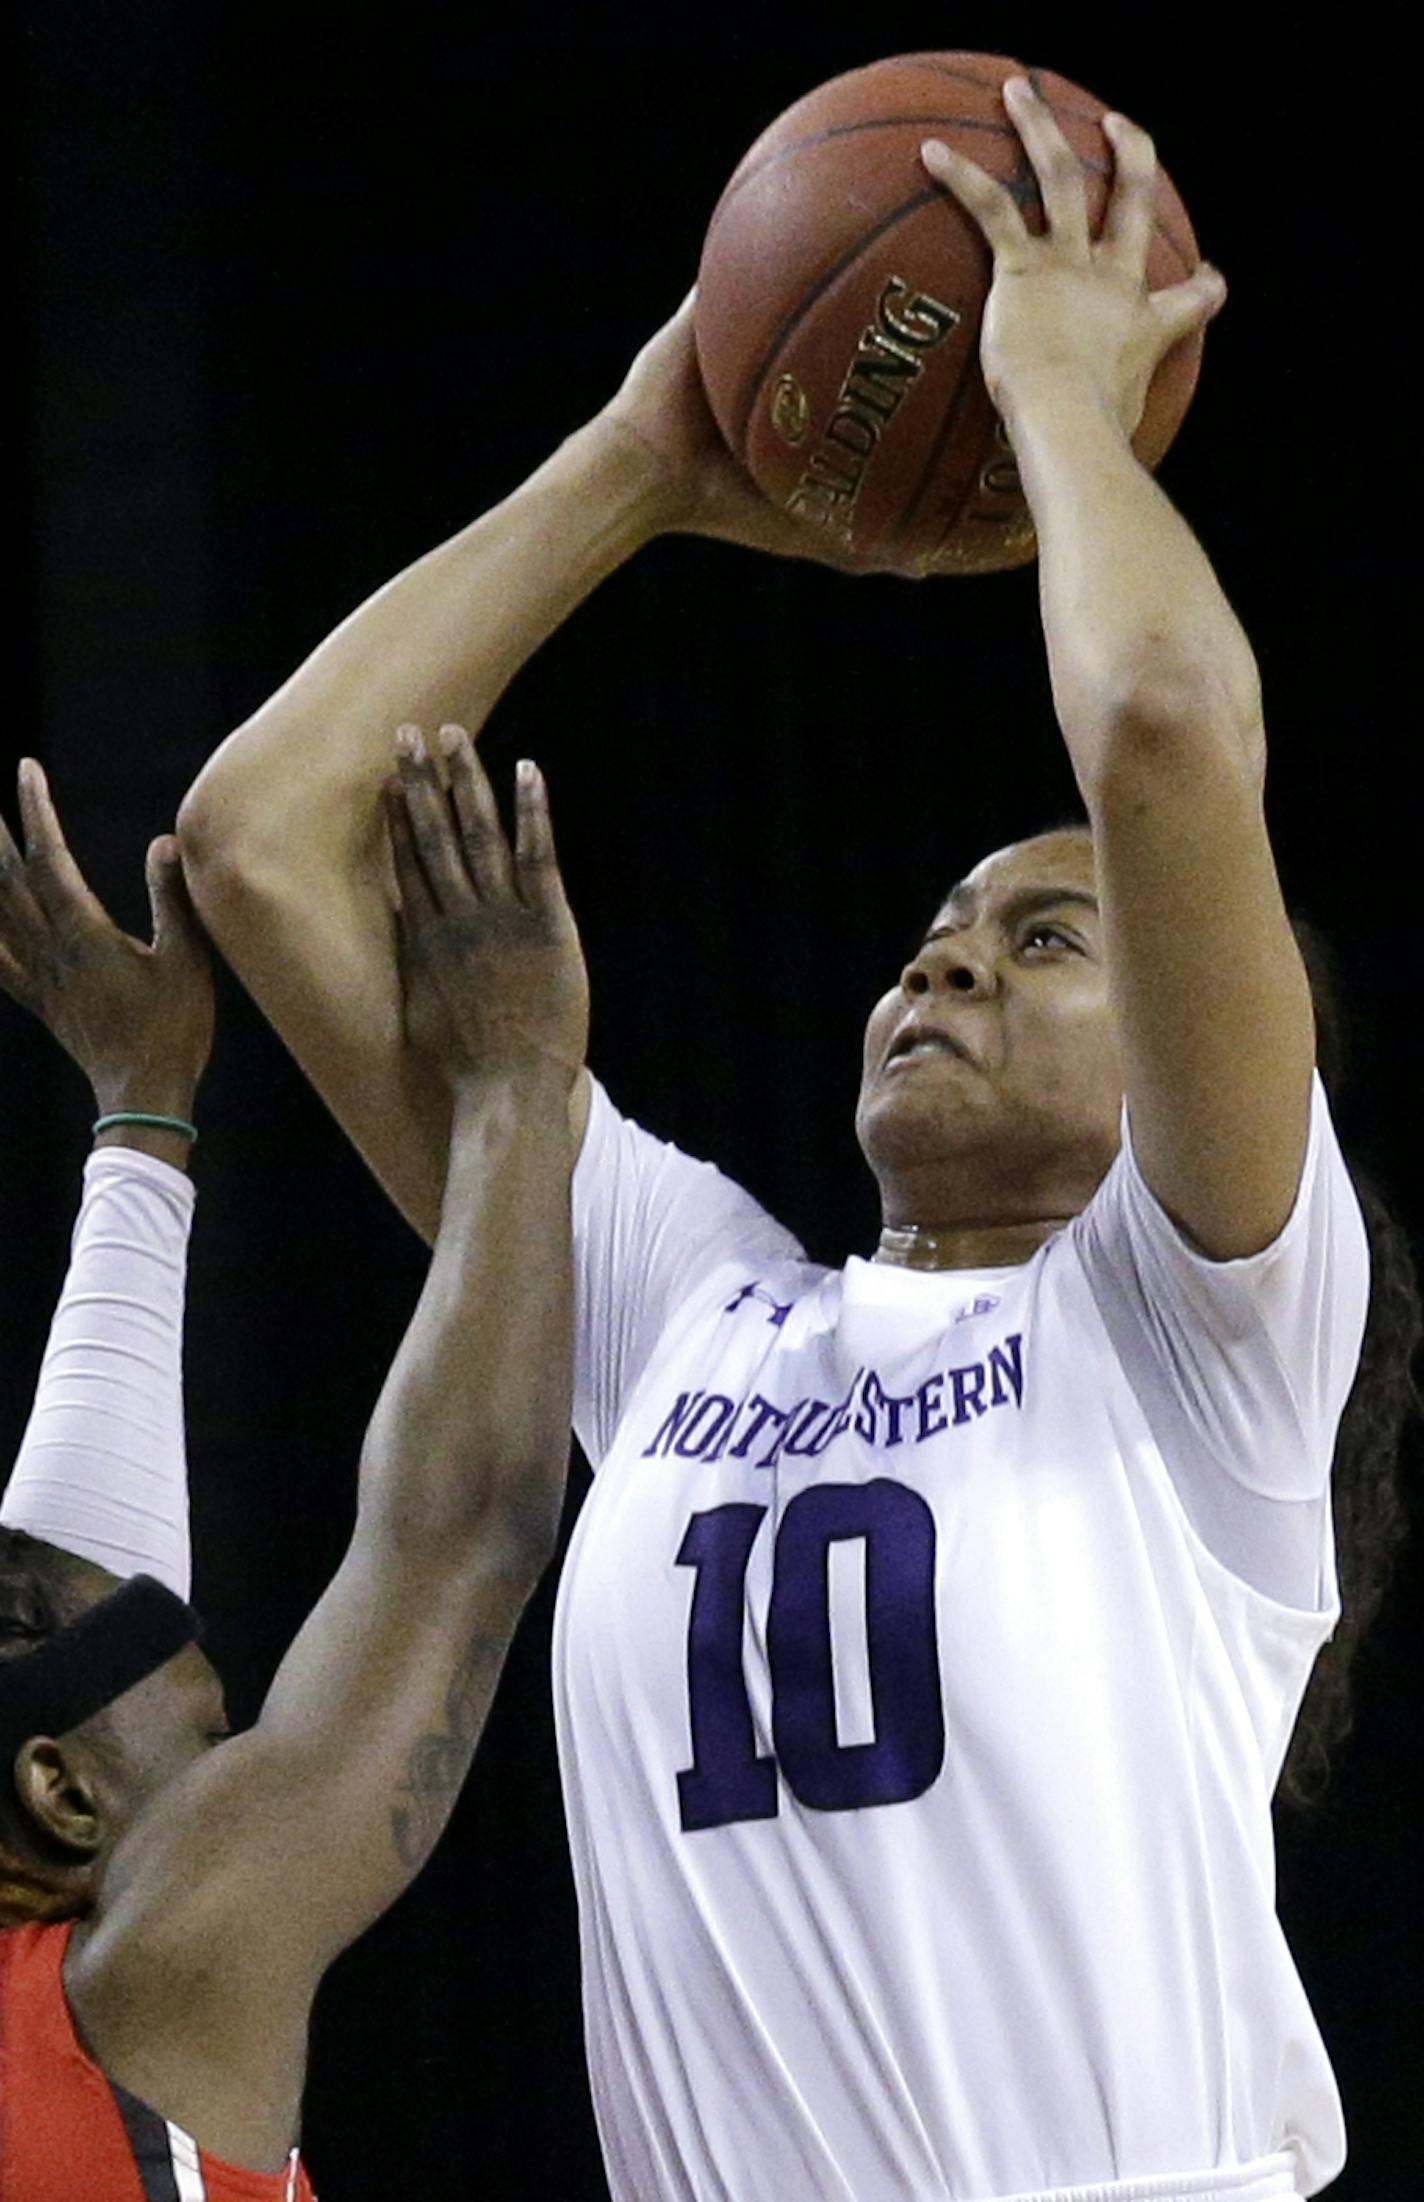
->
[676,1479,945,1832]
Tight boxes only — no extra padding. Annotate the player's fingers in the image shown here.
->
[15,758,109,931]
[391,892,419,1027]
[513,760,574,926]
[0,804,47,943]
[920,139,1028,258]
[146,835,211,968]
[1001,76,1090,260]
[383,775,439,929]
[0,937,37,1011]
[1098,111,1158,281]
[1150,262,1227,352]
[395,725,472,913]
[443,726,516,902]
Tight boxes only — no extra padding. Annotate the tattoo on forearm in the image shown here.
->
[390,1632,503,1872]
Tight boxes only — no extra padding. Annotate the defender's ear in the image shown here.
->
[11,1738,104,1857]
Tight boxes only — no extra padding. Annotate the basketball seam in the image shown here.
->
[709,56,1126,220]
[731,185,947,458]
[707,112,1194,277]
[893,57,1021,93]
[1025,64,1128,129]
[709,111,1030,225]
[911,54,1110,131]
[713,112,1025,226]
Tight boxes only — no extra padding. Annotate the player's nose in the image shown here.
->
[900,933,996,999]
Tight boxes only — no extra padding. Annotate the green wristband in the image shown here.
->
[92,1112,199,1146]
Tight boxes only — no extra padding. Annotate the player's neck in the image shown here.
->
[873,1215,1065,1271]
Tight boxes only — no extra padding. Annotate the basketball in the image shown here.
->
[694,53,1203,577]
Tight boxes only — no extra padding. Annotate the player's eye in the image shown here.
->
[1021,923,1078,954]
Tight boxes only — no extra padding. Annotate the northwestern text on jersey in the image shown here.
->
[642,1333,1025,1471]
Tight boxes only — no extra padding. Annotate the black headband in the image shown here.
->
[0,1575,201,1770]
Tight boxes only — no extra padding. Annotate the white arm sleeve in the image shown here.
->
[1,1150,197,1598]
[1074,1072,1370,1609]
[573,1077,804,1468]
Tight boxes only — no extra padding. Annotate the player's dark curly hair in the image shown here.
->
[1277,920,1422,1807]
[0,1524,103,1925]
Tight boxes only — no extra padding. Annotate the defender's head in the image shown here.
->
[0,1529,226,1925]
[857,827,1122,1234]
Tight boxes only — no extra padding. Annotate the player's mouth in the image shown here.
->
[883,1021,973,1072]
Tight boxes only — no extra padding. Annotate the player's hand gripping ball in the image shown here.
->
[693,53,1206,578]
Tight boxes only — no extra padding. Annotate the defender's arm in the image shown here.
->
[72,741,585,2168]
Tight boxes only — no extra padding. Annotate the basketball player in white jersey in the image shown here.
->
[178,80,1369,2202]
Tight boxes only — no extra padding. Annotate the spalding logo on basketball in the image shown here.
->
[771,374,811,446]
[694,52,1203,578]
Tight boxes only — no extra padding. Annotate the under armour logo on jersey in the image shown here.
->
[723,1281,795,1328]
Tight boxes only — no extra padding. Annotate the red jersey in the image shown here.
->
[0,1922,317,2201]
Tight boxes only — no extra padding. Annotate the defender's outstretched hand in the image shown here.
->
[385,726,589,1085]
[0,759,213,1120]
[921,78,1226,437]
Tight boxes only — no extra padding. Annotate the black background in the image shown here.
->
[2,9,1417,2199]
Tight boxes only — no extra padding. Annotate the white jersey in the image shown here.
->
[552,1074,1368,2202]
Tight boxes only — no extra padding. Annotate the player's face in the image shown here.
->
[855,829,1124,1225]
[45,1577,232,1850]
[93,1640,233,1823]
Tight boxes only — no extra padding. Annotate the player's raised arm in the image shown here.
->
[67,735,585,2167]
[0,762,212,1593]
[177,299,844,1243]
[922,81,1309,1259]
